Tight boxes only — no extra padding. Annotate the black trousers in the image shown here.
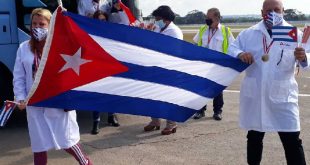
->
[213,92,224,114]
[247,130,306,165]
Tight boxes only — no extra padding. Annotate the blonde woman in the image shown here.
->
[13,8,92,165]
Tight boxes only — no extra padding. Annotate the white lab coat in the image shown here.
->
[159,22,183,40]
[228,21,310,132]
[13,41,80,152]
[193,23,235,52]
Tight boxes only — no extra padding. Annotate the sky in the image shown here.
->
[139,0,310,17]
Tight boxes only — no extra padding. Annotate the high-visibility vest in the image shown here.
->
[197,25,231,54]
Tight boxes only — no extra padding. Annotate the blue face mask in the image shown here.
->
[155,20,166,29]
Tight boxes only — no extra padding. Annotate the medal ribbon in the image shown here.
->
[32,50,41,80]
[263,35,274,54]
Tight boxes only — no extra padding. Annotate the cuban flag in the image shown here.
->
[272,26,298,42]
[302,26,310,44]
[0,101,17,127]
[26,8,248,122]
[119,0,136,24]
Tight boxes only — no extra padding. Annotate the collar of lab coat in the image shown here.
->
[162,22,176,32]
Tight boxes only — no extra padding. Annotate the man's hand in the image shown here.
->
[17,100,26,110]
[238,52,254,64]
[294,47,307,62]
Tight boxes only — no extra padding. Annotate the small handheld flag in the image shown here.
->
[302,26,310,44]
[0,101,17,127]
[119,0,136,25]
[272,26,298,42]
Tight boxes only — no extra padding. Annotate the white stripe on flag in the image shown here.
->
[272,29,293,33]
[0,109,12,126]
[273,35,294,40]
[90,35,240,87]
[74,77,210,110]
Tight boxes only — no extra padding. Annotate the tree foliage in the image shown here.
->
[173,9,309,25]
[284,9,306,21]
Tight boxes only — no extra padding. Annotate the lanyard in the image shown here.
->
[32,50,41,80]
[263,35,274,54]
[208,28,218,45]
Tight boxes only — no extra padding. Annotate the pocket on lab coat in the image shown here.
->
[269,80,290,103]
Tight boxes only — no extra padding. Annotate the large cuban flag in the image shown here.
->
[26,8,248,122]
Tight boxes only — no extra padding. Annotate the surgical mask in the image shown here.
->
[155,20,166,29]
[32,27,48,41]
[205,19,213,26]
[263,11,284,28]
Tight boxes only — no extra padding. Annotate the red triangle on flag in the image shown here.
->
[28,8,128,105]
[288,27,298,41]
[4,102,15,112]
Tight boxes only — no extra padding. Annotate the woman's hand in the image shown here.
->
[17,100,26,110]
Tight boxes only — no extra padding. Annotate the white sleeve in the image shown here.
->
[228,30,235,43]
[193,32,200,44]
[13,47,27,101]
[78,0,96,16]
[228,30,246,58]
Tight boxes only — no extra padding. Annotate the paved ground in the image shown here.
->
[0,71,309,165]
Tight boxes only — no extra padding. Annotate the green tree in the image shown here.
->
[284,9,306,21]
[183,10,205,24]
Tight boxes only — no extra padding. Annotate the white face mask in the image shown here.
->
[32,27,48,41]
[272,11,284,26]
[155,20,166,29]
[264,11,284,28]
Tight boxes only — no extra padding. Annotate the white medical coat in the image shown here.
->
[228,21,310,132]
[13,41,80,152]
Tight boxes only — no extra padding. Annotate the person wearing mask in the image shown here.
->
[90,10,121,135]
[228,0,308,164]
[13,8,92,165]
[192,8,234,121]
[143,5,183,135]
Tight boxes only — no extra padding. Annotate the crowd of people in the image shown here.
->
[12,0,309,164]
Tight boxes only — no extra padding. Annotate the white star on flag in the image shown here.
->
[59,47,92,75]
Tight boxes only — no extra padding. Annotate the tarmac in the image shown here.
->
[0,71,309,165]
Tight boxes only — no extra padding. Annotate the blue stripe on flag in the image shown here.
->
[64,12,248,73]
[272,26,294,30]
[272,32,291,35]
[117,63,226,98]
[33,90,197,122]
[273,38,296,42]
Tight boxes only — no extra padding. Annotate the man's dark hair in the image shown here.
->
[152,5,175,21]
[208,8,221,20]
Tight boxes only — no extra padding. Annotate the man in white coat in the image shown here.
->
[192,8,235,121]
[228,0,308,164]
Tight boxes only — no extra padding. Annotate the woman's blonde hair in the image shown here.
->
[29,8,52,53]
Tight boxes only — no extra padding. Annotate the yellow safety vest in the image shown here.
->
[197,25,231,54]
